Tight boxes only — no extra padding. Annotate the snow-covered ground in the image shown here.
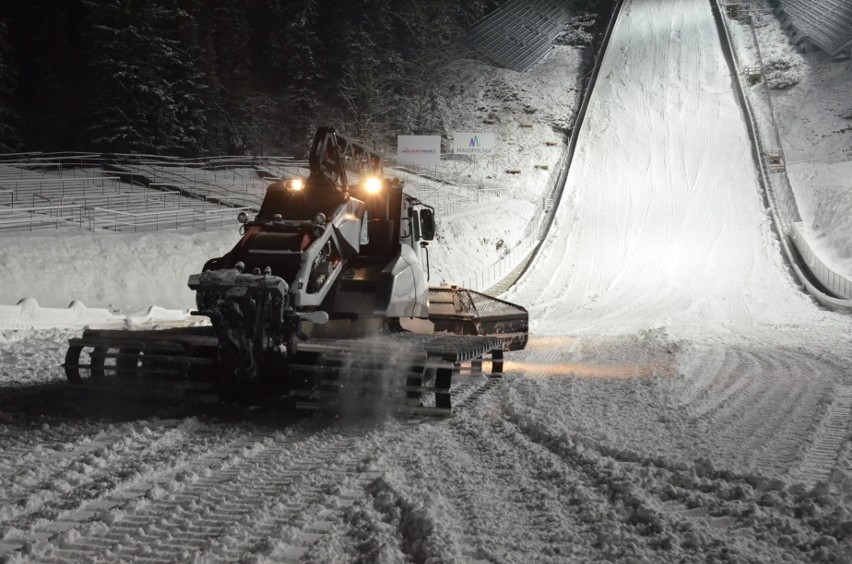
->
[1,0,851,562]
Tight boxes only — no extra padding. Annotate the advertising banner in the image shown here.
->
[397,135,441,166]
[453,132,496,155]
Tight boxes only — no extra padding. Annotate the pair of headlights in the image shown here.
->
[285,176,383,194]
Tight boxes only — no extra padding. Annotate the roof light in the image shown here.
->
[286,178,304,191]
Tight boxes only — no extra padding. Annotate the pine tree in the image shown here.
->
[85,0,207,155]
[281,0,324,141]
[0,19,21,152]
[208,0,254,153]
[6,1,86,151]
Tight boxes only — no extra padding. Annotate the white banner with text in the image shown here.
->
[397,135,441,166]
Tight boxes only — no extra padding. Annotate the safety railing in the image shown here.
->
[717,7,803,231]
[459,0,625,293]
[0,204,90,231]
[0,202,250,232]
[88,206,251,232]
[713,0,852,309]
[459,236,539,292]
[790,223,852,299]
[0,177,124,203]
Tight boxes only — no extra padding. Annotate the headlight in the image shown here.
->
[286,178,304,191]
[363,176,382,195]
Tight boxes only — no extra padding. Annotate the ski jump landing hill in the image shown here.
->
[516,0,852,316]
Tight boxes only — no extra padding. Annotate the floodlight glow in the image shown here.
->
[364,177,382,194]
[286,178,304,191]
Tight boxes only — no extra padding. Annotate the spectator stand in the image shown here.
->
[466,0,572,72]
[0,153,266,232]
[775,0,852,59]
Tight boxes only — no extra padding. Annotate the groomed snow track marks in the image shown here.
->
[0,330,506,563]
[495,411,849,562]
[360,394,849,563]
[14,424,376,563]
[0,420,258,558]
[792,386,852,488]
[513,334,849,486]
[0,420,227,539]
[679,344,830,476]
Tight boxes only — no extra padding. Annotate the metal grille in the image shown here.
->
[778,0,852,57]
[469,290,526,317]
[466,0,572,72]
[428,287,525,317]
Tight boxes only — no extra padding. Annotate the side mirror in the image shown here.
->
[237,211,249,224]
[419,208,436,241]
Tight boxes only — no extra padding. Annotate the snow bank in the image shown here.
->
[788,160,852,275]
[0,229,236,311]
[0,299,121,330]
[0,299,193,331]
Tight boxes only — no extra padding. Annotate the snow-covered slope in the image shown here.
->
[508,0,826,334]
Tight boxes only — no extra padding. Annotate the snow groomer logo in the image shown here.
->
[453,132,495,155]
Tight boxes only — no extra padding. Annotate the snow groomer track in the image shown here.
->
[1,0,851,562]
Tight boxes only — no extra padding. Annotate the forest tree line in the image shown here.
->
[0,0,602,157]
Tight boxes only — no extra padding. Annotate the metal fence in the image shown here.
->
[459,236,539,293]
[791,223,852,299]
[0,153,297,232]
[0,202,254,233]
[455,138,580,292]
[393,168,505,216]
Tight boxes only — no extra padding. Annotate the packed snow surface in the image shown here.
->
[1,0,852,562]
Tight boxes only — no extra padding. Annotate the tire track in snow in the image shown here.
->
[684,348,760,419]
[790,385,852,488]
[0,420,195,533]
[501,405,847,562]
[424,416,591,562]
[2,368,506,561]
[460,425,589,561]
[0,420,250,557]
[674,344,732,412]
[0,424,115,482]
[26,425,371,564]
[702,348,826,476]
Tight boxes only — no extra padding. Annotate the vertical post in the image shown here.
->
[490,349,504,376]
[435,364,457,410]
